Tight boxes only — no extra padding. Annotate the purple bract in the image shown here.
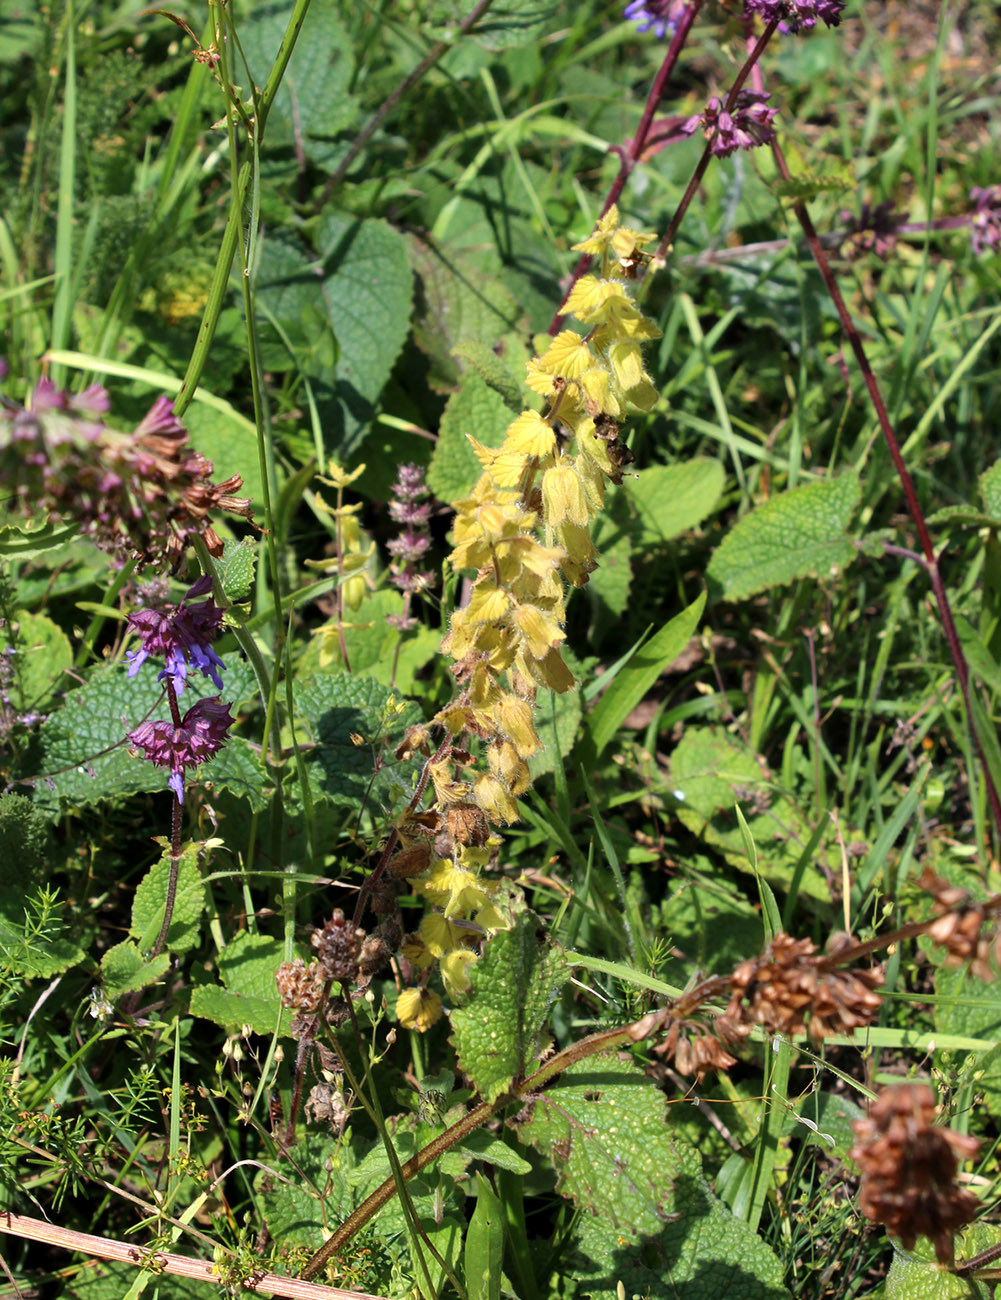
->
[128,696,234,802]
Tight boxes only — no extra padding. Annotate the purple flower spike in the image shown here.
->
[624,0,688,38]
[129,696,234,802]
[970,186,1001,256]
[126,580,226,693]
[386,464,436,626]
[682,91,777,158]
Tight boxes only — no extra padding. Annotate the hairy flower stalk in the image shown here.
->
[394,207,661,1029]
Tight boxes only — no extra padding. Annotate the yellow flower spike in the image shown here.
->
[489,740,532,796]
[542,460,590,528]
[396,987,443,1032]
[421,858,491,918]
[473,901,512,935]
[562,275,610,320]
[467,438,531,489]
[519,645,576,694]
[537,331,594,378]
[554,522,598,587]
[512,603,564,660]
[441,950,477,998]
[504,410,558,459]
[579,368,620,417]
[492,694,541,757]
[401,934,435,969]
[524,359,558,398]
[576,453,607,515]
[473,773,520,824]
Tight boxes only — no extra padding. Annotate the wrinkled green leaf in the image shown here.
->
[131,842,206,954]
[451,912,567,1103]
[707,474,861,601]
[189,932,292,1036]
[102,940,170,999]
[218,538,257,603]
[428,370,513,503]
[516,1054,788,1299]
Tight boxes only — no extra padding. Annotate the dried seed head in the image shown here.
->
[311,910,365,984]
[850,1083,980,1265]
[725,932,883,1042]
[446,802,491,847]
[275,958,325,1012]
[921,867,998,982]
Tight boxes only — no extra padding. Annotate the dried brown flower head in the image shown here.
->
[921,868,1001,983]
[275,958,325,1012]
[850,1083,980,1265]
[654,1014,737,1080]
[311,909,365,984]
[725,932,883,1043]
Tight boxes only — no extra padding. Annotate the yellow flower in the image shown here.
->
[441,949,477,998]
[542,460,590,528]
[396,987,443,1032]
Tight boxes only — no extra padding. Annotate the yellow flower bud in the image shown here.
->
[489,740,532,796]
[492,694,541,756]
[512,603,564,660]
[441,949,477,998]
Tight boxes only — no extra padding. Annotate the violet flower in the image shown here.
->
[970,186,1001,256]
[838,202,905,262]
[126,575,225,693]
[744,0,845,31]
[128,696,234,802]
[623,0,688,37]
[681,91,777,158]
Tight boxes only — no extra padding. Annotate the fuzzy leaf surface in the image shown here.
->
[707,473,861,600]
[428,370,513,502]
[515,1054,788,1300]
[293,672,421,811]
[450,912,567,1102]
[131,842,206,953]
[188,932,292,1036]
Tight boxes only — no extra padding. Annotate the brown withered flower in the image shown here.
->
[654,1014,737,1080]
[921,868,1001,983]
[311,909,365,984]
[851,1083,980,1265]
[275,958,325,1012]
[725,932,883,1043]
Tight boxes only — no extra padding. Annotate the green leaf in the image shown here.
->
[529,682,582,780]
[670,728,832,902]
[885,1225,996,1298]
[427,0,561,49]
[707,474,861,601]
[515,1054,788,1299]
[452,340,526,413]
[980,459,1001,520]
[102,940,170,998]
[314,213,414,459]
[218,538,257,602]
[464,1174,504,1300]
[3,609,73,712]
[189,932,292,1036]
[623,459,725,546]
[293,672,422,811]
[301,588,439,691]
[584,592,706,761]
[456,1129,532,1174]
[131,842,206,954]
[450,912,567,1103]
[239,0,357,166]
[253,233,336,373]
[428,370,513,503]
[407,234,526,394]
